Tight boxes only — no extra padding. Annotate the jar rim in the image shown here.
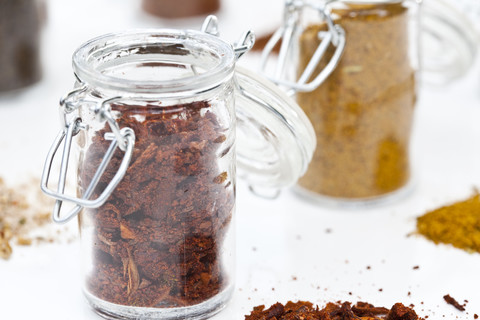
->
[72,29,235,95]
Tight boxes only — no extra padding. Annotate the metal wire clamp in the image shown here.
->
[260,0,346,94]
[41,91,135,224]
[202,15,255,61]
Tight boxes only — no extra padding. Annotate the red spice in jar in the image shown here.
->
[79,101,234,308]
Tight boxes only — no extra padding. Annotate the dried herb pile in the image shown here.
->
[246,301,421,320]
[297,3,416,199]
[417,192,480,253]
[0,0,41,92]
[79,101,234,308]
[0,178,57,260]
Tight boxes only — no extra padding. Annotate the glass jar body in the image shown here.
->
[295,0,419,204]
[76,82,236,319]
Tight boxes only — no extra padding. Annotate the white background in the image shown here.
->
[0,0,479,319]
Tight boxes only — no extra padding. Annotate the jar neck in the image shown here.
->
[72,29,236,97]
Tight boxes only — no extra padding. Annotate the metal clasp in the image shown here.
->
[260,0,346,94]
[41,90,135,224]
[202,15,255,61]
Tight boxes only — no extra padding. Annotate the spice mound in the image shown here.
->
[0,177,59,260]
[245,301,421,320]
[417,192,480,253]
[80,101,234,308]
[297,3,416,199]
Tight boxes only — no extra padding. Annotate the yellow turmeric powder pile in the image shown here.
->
[417,192,480,253]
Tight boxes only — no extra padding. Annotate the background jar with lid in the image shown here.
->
[262,0,478,205]
[41,18,315,320]
[262,0,420,204]
[297,0,418,203]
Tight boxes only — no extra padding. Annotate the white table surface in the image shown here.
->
[1,0,480,319]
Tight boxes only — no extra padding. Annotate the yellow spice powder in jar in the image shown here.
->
[297,2,417,200]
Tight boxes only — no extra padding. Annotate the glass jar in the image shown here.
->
[142,0,220,18]
[0,0,42,92]
[421,0,479,85]
[263,0,419,204]
[41,18,315,320]
[261,0,476,205]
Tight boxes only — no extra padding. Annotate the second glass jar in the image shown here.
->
[294,0,419,203]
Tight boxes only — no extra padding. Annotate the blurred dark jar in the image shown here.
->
[0,0,42,92]
[142,0,220,18]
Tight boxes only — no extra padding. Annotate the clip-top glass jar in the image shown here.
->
[41,17,315,320]
[262,0,419,205]
[298,0,418,204]
[261,0,478,206]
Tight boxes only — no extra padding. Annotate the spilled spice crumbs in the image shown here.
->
[443,294,465,312]
[417,192,480,253]
[0,177,62,260]
[245,301,423,320]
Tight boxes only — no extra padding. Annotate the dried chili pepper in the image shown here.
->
[443,294,466,312]
[245,301,422,320]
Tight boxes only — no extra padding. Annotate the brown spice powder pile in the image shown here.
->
[417,192,480,253]
[297,3,416,199]
[245,301,422,320]
[0,177,56,260]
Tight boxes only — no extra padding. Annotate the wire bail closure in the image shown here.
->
[202,15,255,61]
[41,89,136,224]
[260,0,346,94]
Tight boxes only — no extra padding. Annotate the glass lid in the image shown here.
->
[234,67,316,191]
[421,0,479,85]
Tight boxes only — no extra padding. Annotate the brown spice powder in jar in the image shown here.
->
[297,3,416,199]
[78,101,234,308]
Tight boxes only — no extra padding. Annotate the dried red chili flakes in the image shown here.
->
[443,294,466,312]
[353,302,390,317]
[245,301,421,320]
[80,101,234,308]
